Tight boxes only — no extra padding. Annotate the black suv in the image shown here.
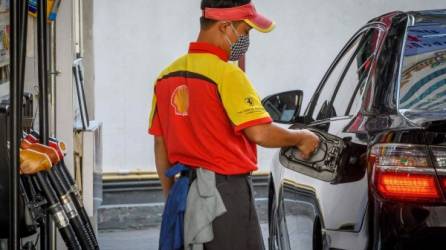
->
[264,10,446,250]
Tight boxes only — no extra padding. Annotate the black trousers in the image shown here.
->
[204,174,265,250]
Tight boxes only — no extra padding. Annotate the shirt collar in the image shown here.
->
[188,42,229,62]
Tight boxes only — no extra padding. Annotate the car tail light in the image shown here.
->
[370,144,442,202]
[431,146,446,192]
[431,146,446,168]
[376,172,439,199]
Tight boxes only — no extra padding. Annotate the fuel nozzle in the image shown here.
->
[19,148,53,175]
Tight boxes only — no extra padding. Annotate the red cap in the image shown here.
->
[203,2,275,33]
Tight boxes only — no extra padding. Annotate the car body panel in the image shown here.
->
[325,209,369,250]
[281,168,367,232]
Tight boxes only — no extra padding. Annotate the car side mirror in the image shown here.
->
[262,90,303,124]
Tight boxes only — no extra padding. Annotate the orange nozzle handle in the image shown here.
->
[26,143,61,165]
[20,149,53,175]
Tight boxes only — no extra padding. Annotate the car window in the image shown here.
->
[311,32,364,121]
[399,24,446,112]
[333,28,383,117]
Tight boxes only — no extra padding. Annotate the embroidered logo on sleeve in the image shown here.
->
[171,85,190,116]
[245,97,255,107]
[238,95,265,115]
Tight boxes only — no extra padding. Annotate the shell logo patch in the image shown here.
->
[171,85,190,116]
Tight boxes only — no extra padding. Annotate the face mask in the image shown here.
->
[224,23,250,61]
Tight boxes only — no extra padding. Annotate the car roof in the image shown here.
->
[370,9,446,28]
[409,9,446,25]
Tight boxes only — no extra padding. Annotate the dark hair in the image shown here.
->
[200,0,250,30]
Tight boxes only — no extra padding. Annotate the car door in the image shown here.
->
[277,23,386,250]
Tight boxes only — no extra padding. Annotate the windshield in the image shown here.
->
[399,23,446,113]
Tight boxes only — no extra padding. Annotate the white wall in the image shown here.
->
[94,0,445,173]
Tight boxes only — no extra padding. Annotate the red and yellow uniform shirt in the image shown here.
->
[148,42,272,175]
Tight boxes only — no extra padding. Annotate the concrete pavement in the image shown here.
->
[98,223,269,250]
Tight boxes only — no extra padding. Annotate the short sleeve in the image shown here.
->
[148,94,163,136]
[218,67,272,132]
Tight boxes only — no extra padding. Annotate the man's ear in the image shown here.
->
[217,21,230,34]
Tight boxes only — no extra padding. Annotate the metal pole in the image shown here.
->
[16,1,29,249]
[49,22,57,138]
[18,0,29,98]
[38,0,49,144]
[38,0,52,249]
[49,12,59,250]
[9,0,21,247]
[49,20,59,250]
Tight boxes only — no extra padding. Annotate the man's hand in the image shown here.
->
[295,129,320,160]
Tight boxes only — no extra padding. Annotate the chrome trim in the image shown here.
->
[408,14,416,26]
[305,22,387,118]
[70,185,84,206]
[61,194,78,219]
[48,204,69,228]
[372,142,429,148]
[436,168,446,174]
[377,165,437,174]
[396,15,411,115]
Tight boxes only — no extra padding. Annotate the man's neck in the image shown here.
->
[197,31,228,54]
